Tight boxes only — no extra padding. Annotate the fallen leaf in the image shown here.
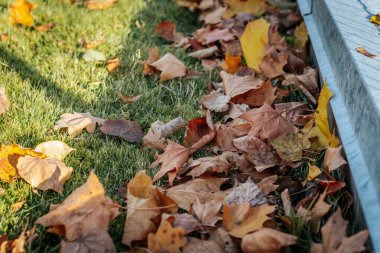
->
[257,175,278,196]
[0,226,36,253]
[8,0,37,27]
[192,197,222,227]
[141,47,160,75]
[54,112,105,137]
[196,28,235,45]
[270,132,310,162]
[223,0,266,18]
[162,213,201,234]
[225,179,267,207]
[84,0,117,9]
[260,45,288,78]
[294,22,308,49]
[370,14,380,26]
[35,140,75,161]
[117,91,141,104]
[11,200,24,212]
[221,71,261,99]
[81,37,104,49]
[323,145,347,172]
[241,228,297,253]
[275,102,310,126]
[211,227,240,253]
[17,156,73,193]
[223,203,275,238]
[0,86,10,115]
[283,67,319,95]
[166,177,228,211]
[0,187,4,195]
[213,123,251,151]
[201,92,230,112]
[1,33,9,42]
[310,209,368,253]
[184,115,213,147]
[189,46,219,59]
[307,164,321,181]
[186,153,232,178]
[83,49,106,62]
[150,141,189,184]
[222,52,241,74]
[233,136,279,172]
[281,189,292,217]
[36,171,119,253]
[156,21,177,41]
[183,237,224,253]
[0,144,45,182]
[148,221,187,253]
[355,47,376,58]
[35,23,54,32]
[232,80,276,107]
[150,53,188,81]
[239,103,298,140]
[150,117,186,139]
[106,58,120,72]
[310,82,340,148]
[100,119,143,143]
[240,18,269,71]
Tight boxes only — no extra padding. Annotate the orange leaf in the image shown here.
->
[8,0,37,27]
[222,52,241,74]
[148,221,187,253]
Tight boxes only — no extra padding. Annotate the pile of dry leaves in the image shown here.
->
[0,0,371,252]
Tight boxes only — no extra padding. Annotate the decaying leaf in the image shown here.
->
[355,47,377,58]
[35,141,75,161]
[54,112,105,137]
[201,92,230,112]
[294,22,308,49]
[36,23,54,32]
[189,46,219,59]
[240,18,269,71]
[106,58,120,72]
[183,237,224,253]
[11,200,24,212]
[148,221,187,253]
[225,179,267,207]
[83,0,117,10]
[141,47,160,75]
[223,0,266,18]
[241,228,297,253]
[150,53,188,81]
[192,197,222,227]
[185,153,232,178]
[100,119,143,143]
[184,115,213,147]
[0,144,45,182]
[310,209,368,253]
[17,156,73,193]
[0,226,36,253]
[36,171,119,253]
[221,71,261,99]
[117,91,141,104]
[275,102,310,126]
[8,0,37,27]
[150,141,189,184]
[323,145,347,172]
[155,21,184,43]
[260,45,288,78]
[223,203,275,238]
[0,86,10,115]
[270,132,310,162]
[257,175,278,196]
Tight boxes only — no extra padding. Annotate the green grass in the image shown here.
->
[0,0,214,251]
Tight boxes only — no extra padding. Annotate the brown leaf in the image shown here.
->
[233,136,279,172]
[11,200,24,212]
[166,177,228,211]
[100,119,143,143]
[192,197,222,227]
[141,47,160,75]
[143,129,167,151]
[184,115,213,147]
[162,213,201,234]
[0,86,10,115]
[106,58,120,73]
[54,112,105,137]
[225,179,267,207]
[323,146,347,172]
[213,123,251,151]
[275,102,310,126]
[35,23,54,32]
[260,45,288,78]
[148,221,187,253]
[150,141,189,184]
[17,156,73,193]
[117,91,141,104]
[239,103,298,140]
[186,154,232,178]
[211,227,240,253]
[221,71,261,99]
[283,67,319,95]
[223,203,275,238]
[257,175,278,196]
[189,46,219,59]
[201,92,230,112]
[156,21,176,41]
[356,47,377,58]
[231,80,277,107]
[183,237,224,253]
[241,228,297,253]
[196,28,235,45]
[84,0,117,9]
[310,209,368,253]
[36,171,118,252]
[60,231,116,253]
[150,53,188,81]
[270,132,310,162]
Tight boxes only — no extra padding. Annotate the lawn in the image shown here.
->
[0,0,211,251]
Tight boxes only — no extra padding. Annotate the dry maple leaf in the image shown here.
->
[17,156,73,193]
[223,0,266,18]
[0,226,36,253]
[0,144,45,182]
[106,58,120,73]
[36,171,119,253]
[150,53,188,81]
[0,86,10,115]
[185,153,232,178]
[310,209,368,253]
[221,71,261,99]
[213,123,251,151]
[231,80,277,107]
[356,47,377,58]
[239,103,298,140]
[150,141,189,184]
[166,177,228,211]
[223,203,275,238]
[54,112,105,137]
[222,52,241,74]
[100,119,143,143]
[162,213,201,235]
[201,92,230,112]
[155,21,184,43]
[192,197,222,227]
[141,47,160,75]
[189,46,219,59]
[275,102,310,126]
[257,175,278,196]
[35,140,75,161]
[116,91,141,104]
[241,228,297,253]
[148,221,187,253]
[196,28,235,45]
[183,237,224,253]
[8,0,37,27]
[283,67,319,95]
[233,136,279,172]
[82,0,117,9]
[36,22,54,32]
[270,132,310,162]
[323,145,347,172]
[225,179,267,207]
[184,115,213,147]
[240,18,269,71]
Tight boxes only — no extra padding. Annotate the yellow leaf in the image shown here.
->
[240,18,269,72]
[294,22,308,49]
[370,15,380,26]
[223,0,266,19]
[314,82,340,148]
[0,144,45,182]
[307,164,321,181]
[8,0,37,27]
